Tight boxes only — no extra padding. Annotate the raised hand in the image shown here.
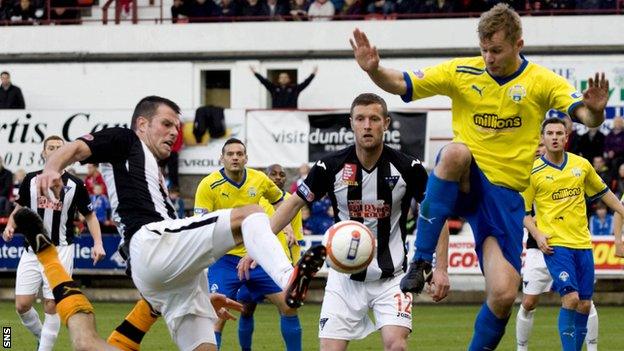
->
[583,72,609,114]
[350,28,380,73]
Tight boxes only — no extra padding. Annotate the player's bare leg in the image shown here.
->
[468,236,520,350]
[320,338,349,351]
[380,325,410,351]
[402,143,471,293]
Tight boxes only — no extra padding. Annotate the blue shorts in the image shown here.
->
[455,160,525,274]
[543,247,594,300]
[208,255,281,302]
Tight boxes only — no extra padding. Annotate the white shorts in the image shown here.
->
[129,210,235,347]
[319,270,412,340]
[15,245,74,299]
[522,248,553,295]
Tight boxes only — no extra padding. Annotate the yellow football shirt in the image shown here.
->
[195,168,284,257]
[522,152,608,249]
[403,56,583,191]
[259,191,304,264]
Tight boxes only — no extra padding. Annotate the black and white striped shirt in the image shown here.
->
[297,145,427,282]
[17,171,92,246]
[79,127,177,260]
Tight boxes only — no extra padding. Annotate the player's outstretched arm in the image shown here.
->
[429,222,450,302]
[84,212,106,264]
[38,140,92,201]
[523,215,553,255]
[599,191,624,257]
[573,72,609,128]
[2,203,21,242]
[350,28,407,96]
[270,194,306,235]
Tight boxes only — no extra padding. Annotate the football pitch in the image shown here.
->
[1,301,623,350]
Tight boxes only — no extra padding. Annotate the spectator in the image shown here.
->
[338,0,362,17]
[289,162,311,193]
[215,0,240,17]
[289,0,309,19]
[187,0,218,22]
[307,0,334,20]
[171,0,189,22]
[266,0,289,19]
[589,201,613,236]
[593,155,612,186]
[169,186,186,219]
[84,163,107,196]
[240,0,270,18]
[419,0,455,13]
[365,0,395,14]
[301,205,312,234]
[89,184,111,225]
[304,196,334,234]
[563,116,580,154]
[0,0,13,21]
[604,116,624,172]
[0,156,13,216]
[613,163,624,198]
[166,124,183,188]
[577,127,605,163]
[10,0,39,24]
[11,168,25,200]
[0,71,25,109]
[250,66,317,108]
[50,0,80,25]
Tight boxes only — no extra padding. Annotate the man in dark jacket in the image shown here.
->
[250,65,317,108]
[0,155,13,216]
[0,71,25,109]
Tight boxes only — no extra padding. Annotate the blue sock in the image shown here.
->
[238,315,254,351]
[280,315,302,351]
[574,311,589,351]
[468,303,509,351]
[414,174,459,262]
[558,307,576,351]
[215,331,222,350]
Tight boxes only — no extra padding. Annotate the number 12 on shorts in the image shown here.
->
[394,293,412,318]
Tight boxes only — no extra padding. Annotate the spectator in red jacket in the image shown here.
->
[84,164,107,197]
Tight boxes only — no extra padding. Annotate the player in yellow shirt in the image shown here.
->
[195,139,302,351]
[350,4,609,349]
[522,118,624,350]
[237,163,305,351]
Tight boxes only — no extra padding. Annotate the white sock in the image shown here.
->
[516,304,535,351]
[241,212,294,289]
[18,307,42,340]
[38,313,60,351]
[586,302,598,351]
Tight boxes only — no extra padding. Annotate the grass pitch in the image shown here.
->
[1,301,623,350]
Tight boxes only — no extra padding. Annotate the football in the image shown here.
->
[322,220,376,274]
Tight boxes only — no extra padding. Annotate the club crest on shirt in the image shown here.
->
[248,187,256,197]
[508,84,526,103]
[571,167,581,177]
[385,176,400,191]
[342,163,358,186]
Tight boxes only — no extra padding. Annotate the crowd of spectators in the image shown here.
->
[0,0,80,24]
[170,0,622,22]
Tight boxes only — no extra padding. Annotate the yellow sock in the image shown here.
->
[55,292,95,325]
[107,299,159,351]
[37,246,72,288]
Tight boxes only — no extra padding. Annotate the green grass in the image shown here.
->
[1,301,623,350]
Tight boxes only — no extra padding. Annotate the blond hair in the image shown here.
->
[478,3,522,44]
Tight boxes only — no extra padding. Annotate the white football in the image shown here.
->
[322,220,376,274]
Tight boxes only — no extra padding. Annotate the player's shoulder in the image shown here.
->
[530,157,548,174]
[315,145,356,171]
[246,167,269,181]
[566,152,591,169]
[448,56,486,75]
[199,169,227,190]
[384,146,424,170]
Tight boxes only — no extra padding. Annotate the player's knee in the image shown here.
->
[490,287,516,309]
[15,301,32,315]
[383,338,407,351]
[43,299,57,314]
[439,143,472,167]
[522,296,539,311]
[561,292,580,309]
[577,299,591,314]
[241,302,257,317]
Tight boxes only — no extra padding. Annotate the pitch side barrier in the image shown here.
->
[1,234,622,278]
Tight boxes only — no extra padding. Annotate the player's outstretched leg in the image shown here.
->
[403,143,470,294]
[107,299,160,351]
[284,244,326,308]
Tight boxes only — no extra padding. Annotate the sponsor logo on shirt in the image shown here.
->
[37,196,63,211]
[342,163,358,186]
[551,187,581,200]
[473,113,522,130]
[298,183,315,202]
[412,70,425,79]
[348,200,390,218]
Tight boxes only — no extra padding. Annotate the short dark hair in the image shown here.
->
[0,71,9,77]
[43,135,64,150]
[221,138,246,154]
[541,117,566,135]
[130,96,181,131]
[350,93,388,117]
